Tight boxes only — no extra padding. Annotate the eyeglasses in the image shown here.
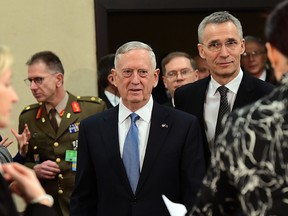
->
[166,69,193,80]
[24,74,56,86]
[241,51,264,59]
[202,40,240,52]
[121,69,149,78]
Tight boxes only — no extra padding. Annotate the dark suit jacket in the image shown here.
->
[0,174,56,216]
[70,102,205,216]
[174,73,275,166]
[101,93,114,109]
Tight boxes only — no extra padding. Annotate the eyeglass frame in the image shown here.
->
[241,50,265,59]
[24,73,59,86]
[165,68,194,80]
[200,39,241,52]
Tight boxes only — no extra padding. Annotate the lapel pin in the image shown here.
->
[161,124,168,128]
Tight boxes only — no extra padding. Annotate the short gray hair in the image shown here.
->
[198,11,243,43]
[114,41,157,69]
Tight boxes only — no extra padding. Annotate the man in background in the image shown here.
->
[193,55,210,79]
[161,52,198,107]
[241,35,279,85]
[19,51,106,216]
[97,53,120,108]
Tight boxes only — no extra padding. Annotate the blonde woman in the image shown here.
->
[0,45,56,216]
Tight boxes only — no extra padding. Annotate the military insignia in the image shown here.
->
[72,140,78,150]
[66,113,71,118]
[59,109,65,117]
[72,101,81,113]
[69,123,80,133]
[36,107,43,120]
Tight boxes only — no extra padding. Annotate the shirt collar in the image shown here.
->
[210,69,243,95]
[119,96,153,124]
[46,91,69,114]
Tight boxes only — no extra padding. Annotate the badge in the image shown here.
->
[36,107,43,119]
[72,140,78,150]
[65,150,77,162]
[72,101,81,113]
[69,123,80,133]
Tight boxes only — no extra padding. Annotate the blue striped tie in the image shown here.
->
[123,113,140,193]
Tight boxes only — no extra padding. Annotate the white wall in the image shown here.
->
[0,0,97,211]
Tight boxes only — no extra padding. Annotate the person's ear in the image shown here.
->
[197,43,206,59]
[56,73,64,87]
[111,69,117,87]
[107,73,114,85]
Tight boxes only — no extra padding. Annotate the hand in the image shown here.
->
[33,160,61,179]
[0,137,13,148]
[11,123,31,157]
[2,163,47,204]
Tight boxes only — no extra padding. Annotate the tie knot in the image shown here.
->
[49,108,57,116]
[217,86,229,97]
[130,113,139,123]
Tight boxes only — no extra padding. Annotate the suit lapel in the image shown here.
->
[136,103,171,193]
[101,107,133,192]
[35,105,55,139]
[233,73,254,110]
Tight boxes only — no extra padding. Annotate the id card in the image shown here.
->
[65,150,77,162]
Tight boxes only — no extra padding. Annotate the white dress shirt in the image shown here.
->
[104,90,120,107]
[204,70,243,146]
[118,96,153,170]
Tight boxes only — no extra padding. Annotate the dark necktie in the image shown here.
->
[123,113,140,194]
[49,108,58,133]
[214,86,230,142]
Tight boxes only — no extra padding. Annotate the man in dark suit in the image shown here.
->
[70,41,206,216]
[174,11,275,167]
[241,35,280,86]
[161,52,198,108]
[97,53,120,108]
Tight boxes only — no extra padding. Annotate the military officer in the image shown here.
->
[19,51,106,216]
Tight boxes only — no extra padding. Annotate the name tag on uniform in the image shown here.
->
[65,150,77,162]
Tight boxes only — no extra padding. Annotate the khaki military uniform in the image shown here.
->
[19,92,106,216]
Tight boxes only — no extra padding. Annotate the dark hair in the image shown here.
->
[26,51,64,74]
[161,51,196,76]
[265,0,288,58]
[97,54,115,89]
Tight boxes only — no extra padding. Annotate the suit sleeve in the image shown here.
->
[70,120,98,216]
[181,116,206,210]
[24,204,57,216]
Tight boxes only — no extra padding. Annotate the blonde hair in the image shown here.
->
[0,45,13,76]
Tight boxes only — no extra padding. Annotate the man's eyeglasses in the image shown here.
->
[241,51,265,59]
[202,40,240,52]
[24,73,59,86]
[121,69,149,78]
[166,69,193,80]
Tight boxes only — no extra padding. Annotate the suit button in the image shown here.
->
[58,174,63,179]
[58,189,63,194]
[132,197,137,203]
[54,142,59,147]
[56,158,61,163]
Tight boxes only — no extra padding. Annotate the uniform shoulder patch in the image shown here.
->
[76,96,103,104]
[21,103,41,114]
